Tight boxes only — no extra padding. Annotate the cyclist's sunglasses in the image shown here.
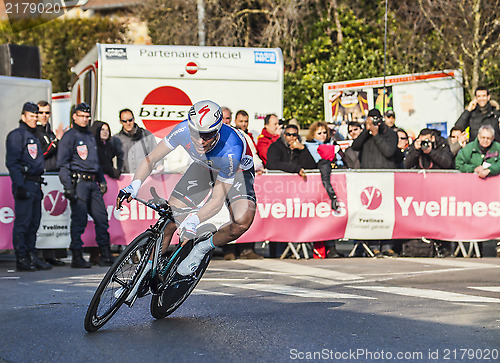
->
[189,128,218,141]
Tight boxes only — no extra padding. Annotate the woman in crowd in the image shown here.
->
[91,121,123,179]
[304,121,343,258]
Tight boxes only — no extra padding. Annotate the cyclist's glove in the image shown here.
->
[117,179,142,207]
[178,215,200,241]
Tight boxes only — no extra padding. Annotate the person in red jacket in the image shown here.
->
[256,114,281,166]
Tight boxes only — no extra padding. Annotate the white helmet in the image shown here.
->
[187,100,223,136]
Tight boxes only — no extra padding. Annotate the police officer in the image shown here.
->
[6,102,53,271]
[57,103,114,268]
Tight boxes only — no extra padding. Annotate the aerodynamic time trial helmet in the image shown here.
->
[187,100,223,140]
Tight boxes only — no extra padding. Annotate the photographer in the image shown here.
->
[404,128,454,170]
[351,108,399,169]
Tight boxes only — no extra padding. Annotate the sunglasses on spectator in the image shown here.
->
[399,136,408,140]
[285,132,298,137]
[38,111,50,115]
[315,131,327,135]
[348,128,360,133]
[120,117,134,123]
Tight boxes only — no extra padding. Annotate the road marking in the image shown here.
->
[223,283,375,299]
[202,278,270,282]
[400,258,500,269]
[0,276,20,279]
[349,286,500,303]
[235,260,364,281]
[192,289,233,296]
[468,286,500,293]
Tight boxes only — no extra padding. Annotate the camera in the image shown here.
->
[421,140,432,149]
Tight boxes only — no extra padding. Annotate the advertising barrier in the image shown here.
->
[0,171,498,250]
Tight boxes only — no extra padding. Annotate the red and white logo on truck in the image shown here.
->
[139,86,193,138]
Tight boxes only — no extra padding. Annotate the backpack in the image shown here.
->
[402,238,435,257]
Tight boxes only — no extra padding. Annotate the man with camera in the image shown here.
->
[404,128,454,170]
[351,108,399,169]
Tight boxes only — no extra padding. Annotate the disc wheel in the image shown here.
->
[84,231,153,332]
[150,224,215,319]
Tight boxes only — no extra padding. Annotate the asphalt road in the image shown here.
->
[0,255,499,363]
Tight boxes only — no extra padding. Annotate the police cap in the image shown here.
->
[74,102,91,113]
[22,102,39,114]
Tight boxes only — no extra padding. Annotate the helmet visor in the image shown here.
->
[189,128,218,141]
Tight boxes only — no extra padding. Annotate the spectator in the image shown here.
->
[343,121,363,169]
[256,114,281,166]
[304,121,343,258]
[455,86,500,143]
[395,128,410,169]
[384,110,397,129]
[115,108,157,173]
[221,106,232,125]
[223,109,264,260]
[35,101,66,266]
[351,109,399,256]
[91,121,123,179]
[404,128,454,170]
[34,101,59,172]
[455,124,500,178]
[233,110,264,172]
[6,102,52,271]
[266,124,316,181]
[351,108,399,169]
[304,121,340,211]
[448,126,468,157]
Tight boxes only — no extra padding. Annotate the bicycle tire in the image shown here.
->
[84,231,153,332]
[150,224,216,319]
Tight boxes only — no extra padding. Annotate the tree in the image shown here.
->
[414,0,500,98]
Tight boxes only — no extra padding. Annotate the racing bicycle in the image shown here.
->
[84,187,215,332]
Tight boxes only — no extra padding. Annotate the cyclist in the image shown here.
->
[117,100,256,277]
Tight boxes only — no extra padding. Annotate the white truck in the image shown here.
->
[70,44,284,171]
[0,75,52,173]
[323,70,464,139]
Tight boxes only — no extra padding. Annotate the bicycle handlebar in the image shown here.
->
[130,187,174,220]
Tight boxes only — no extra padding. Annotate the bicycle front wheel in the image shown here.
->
[84,231,153,332]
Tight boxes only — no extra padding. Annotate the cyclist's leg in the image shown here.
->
[177,168,256,275]
[161,163,213,254]
[213,167,257,246]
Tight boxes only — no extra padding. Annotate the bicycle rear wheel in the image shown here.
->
[84,231,153,332]
[150,224,215,319]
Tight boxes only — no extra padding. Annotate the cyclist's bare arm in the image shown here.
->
[119,140,173,205]
[197,179,231,222]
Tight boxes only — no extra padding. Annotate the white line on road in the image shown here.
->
[399,258,500,269]
[223,283,375,299]
[348,286,500,303]
[234,260,364,281]
[468,286,500,293]
[1,276,20,279]
[192,289,233,296]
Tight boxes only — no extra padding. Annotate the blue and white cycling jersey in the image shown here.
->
[164,121,254,184]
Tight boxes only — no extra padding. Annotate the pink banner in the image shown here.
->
[0,171,499,250]
[393,172,500,241]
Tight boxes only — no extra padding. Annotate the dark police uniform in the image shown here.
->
[6,103,52,271]
[57,104,113,268]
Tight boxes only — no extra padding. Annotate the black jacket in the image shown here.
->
[455,103,500,142]
[57,123,105,191]
[404,134,454,169]
[91,121,123,179]
[6,121,45,189]
[35,123,58,172]
[266,135,317,173]
[351,126,399,169]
